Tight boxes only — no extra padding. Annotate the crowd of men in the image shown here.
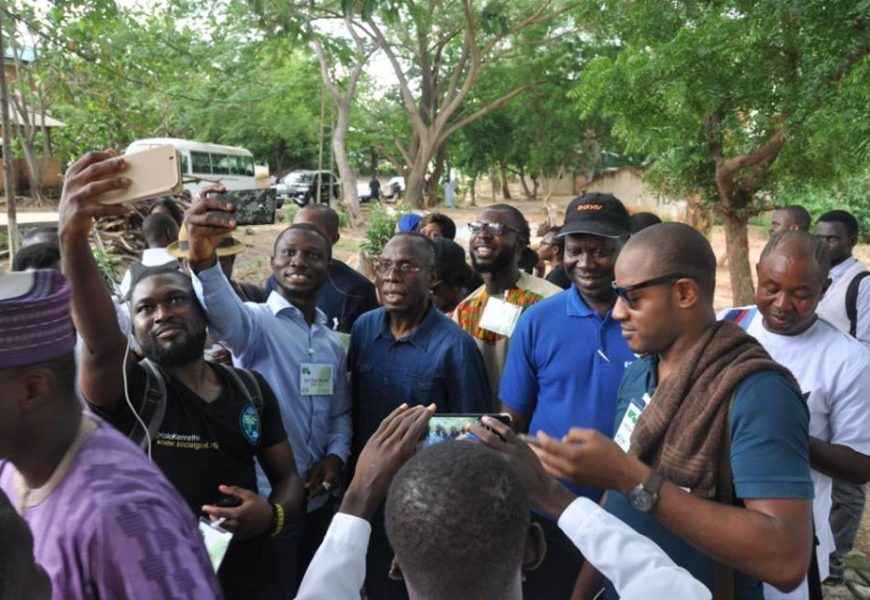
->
[2,148,870,600]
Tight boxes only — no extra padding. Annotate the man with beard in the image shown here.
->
[720,232,870,598]
[0,269,220,600]
[498,193,636,599]
[348,233,491,600]
[59,150,305,600]
[185,195,353,597]
[453,204,561,407]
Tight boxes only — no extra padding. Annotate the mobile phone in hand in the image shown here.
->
[424,413,512,448]
[97,145,183,205]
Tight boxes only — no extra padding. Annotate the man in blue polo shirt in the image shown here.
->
[349,232,491,600]
[499,193,635,599]
[531,223,814,600]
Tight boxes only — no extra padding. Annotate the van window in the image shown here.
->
[211,154,231,175]
[191,151,212,174]
[180,153,190,175]
[243,157,255,177]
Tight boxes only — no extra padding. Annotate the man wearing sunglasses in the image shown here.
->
[348,233,491,600]
[453,204,561,408]
[546,223,814,599]
[498,192,636,599]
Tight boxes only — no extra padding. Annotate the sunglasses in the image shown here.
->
[611,273,693,308]
[468,221,518,236]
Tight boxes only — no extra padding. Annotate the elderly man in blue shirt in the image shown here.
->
[349,232,491,600]
[185,191,352,598]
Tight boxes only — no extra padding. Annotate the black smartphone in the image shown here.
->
[424,413,512,448]
[207,188,277,226]
[212,495,242,508]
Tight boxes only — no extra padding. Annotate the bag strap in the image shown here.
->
[845,271,870,337]
[135,359,168,450]
[215,364,264,414]
[723,307,756,331]
[714,392,736,600]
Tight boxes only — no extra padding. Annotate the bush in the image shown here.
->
[361,204,397,257]
[283,203,299,223]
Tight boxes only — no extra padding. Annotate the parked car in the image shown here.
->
[274,170,339,206]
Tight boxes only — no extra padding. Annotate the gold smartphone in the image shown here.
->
[97,145,183,205]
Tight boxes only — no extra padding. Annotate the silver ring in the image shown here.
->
[321,481,332,491]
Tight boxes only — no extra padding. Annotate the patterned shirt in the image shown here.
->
[453,271,562,407]
[0,413,220,600]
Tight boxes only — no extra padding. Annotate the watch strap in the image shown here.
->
[644,470,664,496]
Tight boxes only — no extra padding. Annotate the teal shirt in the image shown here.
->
[605,356,813,599]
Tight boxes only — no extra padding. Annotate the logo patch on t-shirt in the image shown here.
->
[239,404,261,445]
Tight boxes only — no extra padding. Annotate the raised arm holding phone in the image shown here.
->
[59,150,305,598]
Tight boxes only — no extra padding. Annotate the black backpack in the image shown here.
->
[846,271,870,337]
[130,359,264,449]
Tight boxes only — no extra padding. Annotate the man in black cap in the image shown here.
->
[499,192,636,599]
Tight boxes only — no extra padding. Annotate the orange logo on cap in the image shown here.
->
[576,204,604,211]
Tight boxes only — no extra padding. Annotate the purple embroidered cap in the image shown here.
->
[0,269,76,368]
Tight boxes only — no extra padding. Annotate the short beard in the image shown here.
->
[471,251,514,274]
[140,329,208,367]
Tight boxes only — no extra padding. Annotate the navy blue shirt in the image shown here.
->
[500,287,635,501]
[267,259,378,334]
[604,356,813,599]
[349,304,492,451]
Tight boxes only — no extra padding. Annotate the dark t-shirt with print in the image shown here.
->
[90,361,287,599]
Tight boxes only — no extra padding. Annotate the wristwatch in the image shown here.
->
[627,470,664,513]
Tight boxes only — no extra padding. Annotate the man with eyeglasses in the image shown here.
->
[348,232,491,600]
[540,222,813,600]
[498,193,636,599]
[453,204,561,408]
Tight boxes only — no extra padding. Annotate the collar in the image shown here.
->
[376,302,440,350]
[829,256,859,281]
[265,291,327,326]
[141,247,177,267]
[566,285,615,320]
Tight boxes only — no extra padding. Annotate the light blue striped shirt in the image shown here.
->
[192,263,351,509]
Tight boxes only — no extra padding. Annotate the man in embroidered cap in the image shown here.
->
[0,268,221,599]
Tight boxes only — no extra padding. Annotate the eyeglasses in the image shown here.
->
[374,260,428,277]
[611,273,693,308]
[468,221,518,236]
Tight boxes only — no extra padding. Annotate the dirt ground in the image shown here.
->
[5,196,870,596]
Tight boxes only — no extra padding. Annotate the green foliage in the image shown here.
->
[283,203,299,223]
[360,205,396,257]
[90,244,122,290]
[571,0,870,211]
[334,206,349,229]
[775,172,870,242]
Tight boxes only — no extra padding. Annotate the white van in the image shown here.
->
[125,138,258,197]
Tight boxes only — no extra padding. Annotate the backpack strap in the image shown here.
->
[714,392,736,600]
[845,271,870,337]
[135,359,168,450]
[215,364,264,414]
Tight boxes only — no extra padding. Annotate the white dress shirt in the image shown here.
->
[295,498,710,600]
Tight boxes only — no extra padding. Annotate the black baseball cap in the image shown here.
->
[560,192,631,238]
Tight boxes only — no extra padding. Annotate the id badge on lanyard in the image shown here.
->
[300,363,335,396]
[614,392,652,452]
[479,293,523,337]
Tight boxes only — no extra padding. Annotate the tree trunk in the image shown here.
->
[518,165,532,198]
[0,16,20,258]
[531,173,540,199]
[426,144,446,207]
[332,99,360,223]
[499,162,511,200]
[469,173,477,206]
[723,214,755,306]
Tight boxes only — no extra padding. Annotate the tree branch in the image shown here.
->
[440,84,531,144]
